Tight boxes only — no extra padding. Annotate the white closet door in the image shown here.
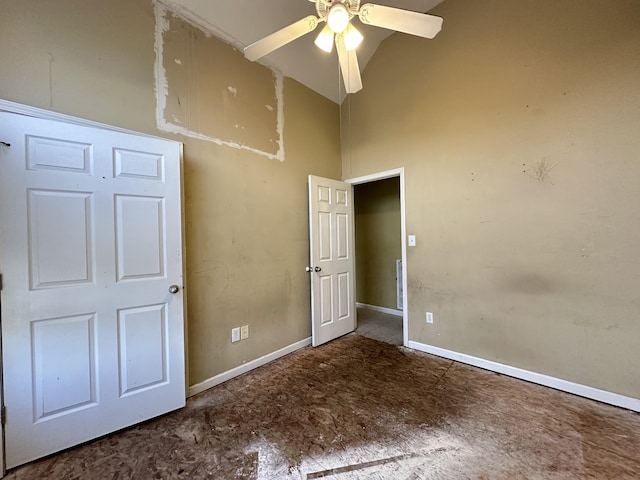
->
[0,111,186,468]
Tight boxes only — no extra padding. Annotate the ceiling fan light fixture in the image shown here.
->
[327,4,350,33]
[245,0,444,97]
[343,23,363,51]
[314,25,334,53]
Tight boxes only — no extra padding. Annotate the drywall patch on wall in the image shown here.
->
[154,2,285,161]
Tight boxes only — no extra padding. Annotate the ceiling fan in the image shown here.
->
[244,0,443,95]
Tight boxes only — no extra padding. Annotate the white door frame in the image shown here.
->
[0,100,168,140]
[344,168,408,347]
[0,99,188,474]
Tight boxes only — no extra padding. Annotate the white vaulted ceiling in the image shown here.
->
[162,0,444,103]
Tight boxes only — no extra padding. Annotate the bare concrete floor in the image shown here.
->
[7,335,640,479]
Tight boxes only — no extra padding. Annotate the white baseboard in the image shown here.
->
[187,334,640,412]
[188,337,312,397]
[356,302,403,317]
[407,341,640,413]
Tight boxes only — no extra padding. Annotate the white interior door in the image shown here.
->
[308,175,356,347]
[0,111,186,468]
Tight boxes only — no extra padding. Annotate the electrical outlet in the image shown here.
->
[231,327,240,343]
[240,325,249,340]
[426,312,434,324]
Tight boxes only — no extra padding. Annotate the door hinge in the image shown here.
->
[1,406,6,426]
[0,273,3,291]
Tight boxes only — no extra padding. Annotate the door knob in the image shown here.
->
[169,285,179,294]
[314,266,321,272]
[306,266,312,272]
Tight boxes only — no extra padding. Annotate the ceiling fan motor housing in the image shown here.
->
[315,0,361,20]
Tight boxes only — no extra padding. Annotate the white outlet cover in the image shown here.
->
[426,312,434,324]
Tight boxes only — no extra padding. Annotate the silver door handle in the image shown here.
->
[169,285,179,294]
[306,266,312,272]
[314,266,321,272]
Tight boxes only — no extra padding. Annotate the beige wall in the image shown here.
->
[342,0,640,398]
[0,0,341,386]
[354,178,401,309]
[3,0,640,401]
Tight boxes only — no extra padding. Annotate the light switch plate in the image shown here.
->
[408,235,416,247]
[231,327,240,343]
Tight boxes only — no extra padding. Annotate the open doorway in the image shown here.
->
[345,169,407,346]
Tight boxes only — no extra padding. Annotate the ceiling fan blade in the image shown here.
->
[358,3,443,39]
[336,35,363,94]
[244,16,320,61]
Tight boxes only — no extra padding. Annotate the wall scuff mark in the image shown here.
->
[47,52,54,108]
[523,157,558,183]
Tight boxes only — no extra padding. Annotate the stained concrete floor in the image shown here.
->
[7,335,640,479]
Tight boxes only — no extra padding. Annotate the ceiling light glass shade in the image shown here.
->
[343,24,363,51]
[314,25,334,53]
[327,4,350,33]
